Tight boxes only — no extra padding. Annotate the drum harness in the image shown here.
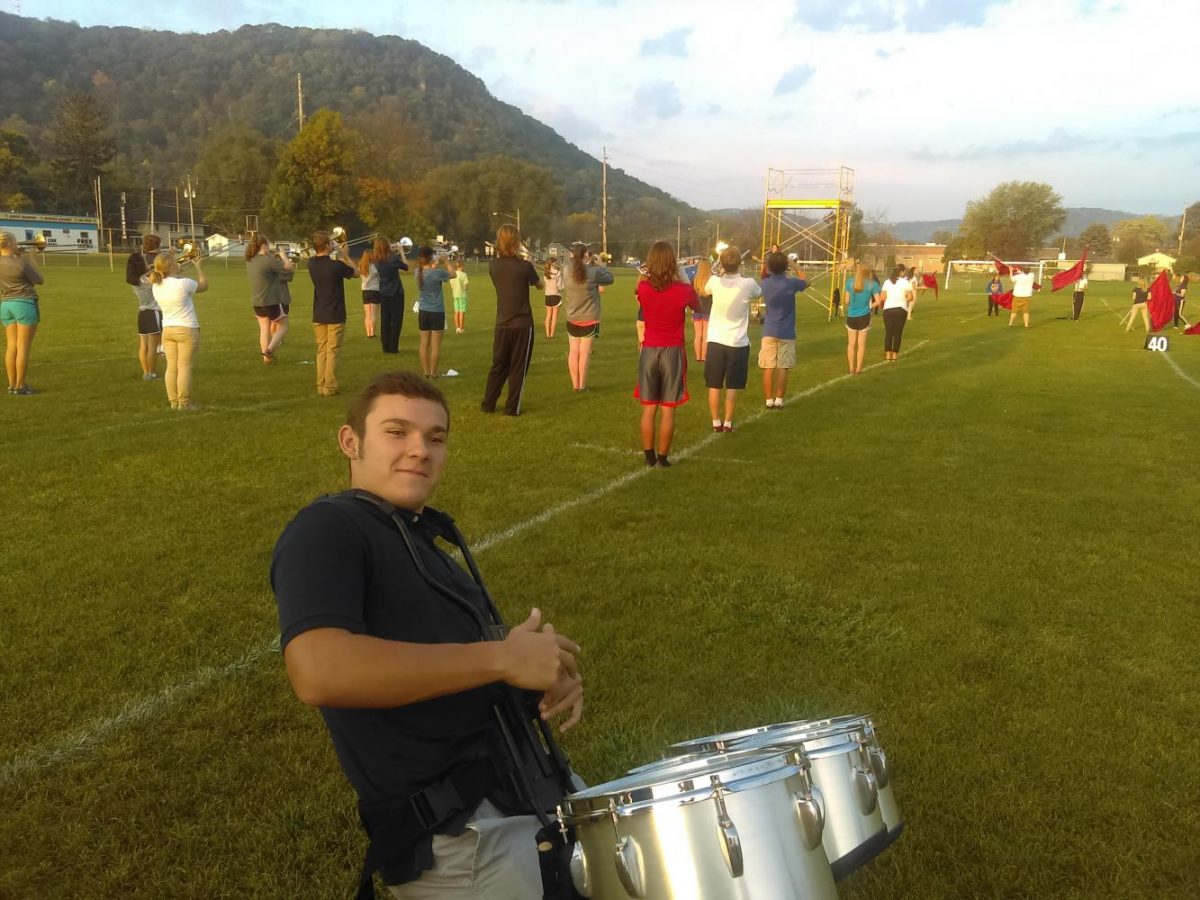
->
[349,491,583,900]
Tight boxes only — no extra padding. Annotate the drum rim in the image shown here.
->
[672,714,875,751]
[562,762,807,822]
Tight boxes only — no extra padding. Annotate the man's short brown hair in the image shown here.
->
[345,371,451,439]
[719,246,741,273]
[311,231,330,253]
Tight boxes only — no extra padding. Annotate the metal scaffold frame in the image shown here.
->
[760,167,855,319]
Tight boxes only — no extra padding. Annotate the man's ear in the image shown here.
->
[337,424,360,461]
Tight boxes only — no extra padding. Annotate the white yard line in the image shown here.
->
[1162,353,1200,390]
[1,340,930,783]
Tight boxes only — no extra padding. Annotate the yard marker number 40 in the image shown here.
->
[1145,335,1170,352]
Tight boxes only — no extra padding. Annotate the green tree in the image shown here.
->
[943,230,985,263]
[930,229,955,246]
[1077,223,1112,257]
[415,156,563,251]
[46,92,116,214]
[959,181,1065,259]
[0,129,34,210]
[1116,233,1150,267]
[264,109,356,238]
[193,124,277,236]
[1112,215,1167,249]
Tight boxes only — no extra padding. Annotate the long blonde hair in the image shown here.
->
[853,262,871,293]
[693,259,713,295]
[146,251,179,285]
[360,236,390,277]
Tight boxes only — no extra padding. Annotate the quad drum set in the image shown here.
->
[558,714,901,899]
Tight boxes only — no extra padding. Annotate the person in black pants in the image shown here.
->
[1071,274,1088,321]
[482,225,542,415]
[1174,274,1189,327]
[879,264,913,361]
[987,275,1003,317]
[377,237,410,353]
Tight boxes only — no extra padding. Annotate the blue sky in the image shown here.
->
[18,0,1200,220]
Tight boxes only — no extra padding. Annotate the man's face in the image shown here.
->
[339,395,449,510]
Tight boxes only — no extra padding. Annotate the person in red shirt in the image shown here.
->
[635,241,700,468]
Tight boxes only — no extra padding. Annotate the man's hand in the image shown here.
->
[539,622,584,731]
[500,608,580,693]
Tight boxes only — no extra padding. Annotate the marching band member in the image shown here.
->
[880,264,914,360]
[357,239,383,339]
[704,245,760,432]
[126,234,162,381]
[307,231,356,395]
[482,224,542,415]
[148,249,207,410]
[414,247,451,378]
[691,258,714,362]
[1,232,45,395]
[843,262,881,375]
[246,236,294,364]
[560,242,614,392]
[378,237,410,354]
[543,256,561,338]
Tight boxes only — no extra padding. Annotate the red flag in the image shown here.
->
[993,291,1013,310]
[1185,322,1200,335]
[921,273,939,297]
[1148,270,1175,331]
[991,255,1011,276]
[1051,249,1089,292]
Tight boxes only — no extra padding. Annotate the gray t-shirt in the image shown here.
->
[558,265,614,322]
[247,254,287,307]
[0,255,43,301]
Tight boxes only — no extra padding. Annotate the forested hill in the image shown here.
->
[0,13,695,246]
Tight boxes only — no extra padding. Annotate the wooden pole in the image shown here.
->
[108,229,114,272]
[186,174,196,254]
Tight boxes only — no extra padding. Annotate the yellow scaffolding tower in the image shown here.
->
[760,167,855,320]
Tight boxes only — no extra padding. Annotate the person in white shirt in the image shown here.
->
[1071,274,1088,321]
[704,245,761,432]
[147,250,208,410]
[1009,267,1036,328]
[879,264,914,362]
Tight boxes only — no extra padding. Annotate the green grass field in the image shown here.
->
[2,256,1199,898]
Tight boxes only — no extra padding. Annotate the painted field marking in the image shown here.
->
[1162,353,1200,390]
[0,340,930,783]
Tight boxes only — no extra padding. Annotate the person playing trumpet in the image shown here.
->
[148,249,208,410]
[1,232,45,395]
[246,236,295,364]
[126,234,163,381]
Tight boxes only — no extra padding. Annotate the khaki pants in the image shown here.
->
[313,323,345,394]
[162,326,199,407]
[387,801,541,900]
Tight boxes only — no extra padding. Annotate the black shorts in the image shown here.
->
[846,313,871,332]
[545,294,562,308]
[418,311,446,332]
[363,290,381,305]
[636,345,688,406]
[567,321,600,339]
[704,343,750,390]
[254,304,284,321]
[693,295,713,321]
[137,308,163,335]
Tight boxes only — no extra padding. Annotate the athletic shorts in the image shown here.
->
[846,313,871,332]
[254,304,284,322]
[453,296,468,313]
[362,290,381,305]
[1012,297,1030,315]
[758,336,796,369]
[137,308,163,335]
[545,294,562,308]
[567,321,599,339]
[0,298,39,327]
[280,303,290,318]
[418,311,446,332]
[693,295,713,321]
[636,345,688,406]
[704,342,750,390]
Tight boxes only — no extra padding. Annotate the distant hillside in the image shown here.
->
[0,13,695,223]
[890,208,1159,242]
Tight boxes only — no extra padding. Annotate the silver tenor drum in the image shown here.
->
[560,748,837,899]
[672,716,901,881]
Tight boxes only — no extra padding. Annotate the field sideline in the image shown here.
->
[2,258,1199,898]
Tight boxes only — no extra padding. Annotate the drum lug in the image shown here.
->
[613,836,647,898]
[854,766,879,816]
[712,788,744,879]
[570,841,592,898]
[869,746,890,788]
[794,788,825,852]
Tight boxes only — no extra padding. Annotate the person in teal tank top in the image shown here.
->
[415,247,452,377]
[843,262,881,375]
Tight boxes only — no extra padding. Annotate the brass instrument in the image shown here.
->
[18,234,47,252]
[176,242,203,267]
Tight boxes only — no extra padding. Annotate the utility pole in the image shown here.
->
[601,146,608,256]
[175,185,181,242]
[120,192,127,244]
[1180,207,1188,257]
[297,73,306,130]
[94,176,103,250]
[186,174,196,247]
[149,186,155,238]
[677,216,681,256]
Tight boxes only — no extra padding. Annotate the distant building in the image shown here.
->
[858,241,946,272]
[0,212,99,252]
[1137,251,1177,271]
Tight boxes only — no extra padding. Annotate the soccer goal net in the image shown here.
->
[944,259,1046,290]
